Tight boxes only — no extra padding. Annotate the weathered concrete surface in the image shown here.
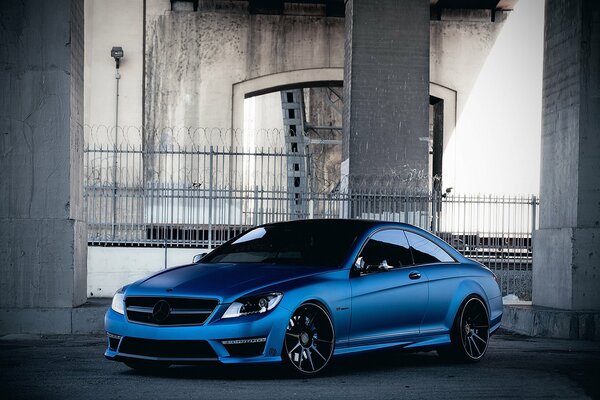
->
[1,333,599,399]
[503,305,600,341]
[430,2,545,194]
[231,67,344,132]
[85,0,544,195]
[84,0,144,133]
[533,0,600,311]
[0,0,87,326]
[0,299,108,335]
[343,0,430,191]
[305,87,343,193]
[144,4,344,146]
[87,246,206,298]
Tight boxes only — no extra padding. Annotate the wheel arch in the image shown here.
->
[297,298,335,321]
[444,279,490,329]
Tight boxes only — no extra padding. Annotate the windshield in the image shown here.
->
[201,220,366,267]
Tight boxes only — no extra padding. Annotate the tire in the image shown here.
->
[438,296,490,362]
[123,359,171,372]
[283,302,335,376]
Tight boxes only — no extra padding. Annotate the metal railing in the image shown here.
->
[84,143,538,299]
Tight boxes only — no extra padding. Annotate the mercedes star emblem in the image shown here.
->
[152,300,171,322]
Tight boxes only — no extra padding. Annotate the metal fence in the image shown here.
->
[84,143,538,299]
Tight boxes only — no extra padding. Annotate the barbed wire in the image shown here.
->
[83,124,345,193]
[83,125,289,149]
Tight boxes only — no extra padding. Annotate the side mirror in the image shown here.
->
[193,253,207,263]
[354,256,365,272]
[378,259,393,271]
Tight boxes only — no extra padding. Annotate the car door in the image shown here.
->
[404,230,460,334]
[349,229,428,345]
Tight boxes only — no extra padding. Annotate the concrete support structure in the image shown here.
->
[0,0,87,333]
[343,0,430,191]
[532,0,600,311]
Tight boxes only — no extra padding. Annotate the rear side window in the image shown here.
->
[405,231,454,265]
[359,229,414,268]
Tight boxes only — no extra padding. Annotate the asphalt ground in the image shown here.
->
[1,331,599,400]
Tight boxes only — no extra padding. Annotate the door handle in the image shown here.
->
[408,271,421,280]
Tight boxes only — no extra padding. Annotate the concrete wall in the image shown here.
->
[84,0,144,145]
[431,1,545,194]
[0,0,87,332]
[144,1,344,147]
[83,0,544,195]
[243,92,285,149]
[305,87,343,193]
[87,246,206,297]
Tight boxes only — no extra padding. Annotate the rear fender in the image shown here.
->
[443,279,489,329]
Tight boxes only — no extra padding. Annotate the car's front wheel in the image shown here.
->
[283,302,335,376]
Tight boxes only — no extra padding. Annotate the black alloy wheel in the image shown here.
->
[440,296,490,362]
[284,302,335,375]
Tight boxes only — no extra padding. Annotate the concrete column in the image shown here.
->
[0,0,87,333]
[533,0,600,310]
[342,0,430,191]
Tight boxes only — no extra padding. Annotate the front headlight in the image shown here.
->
[222,292,283,319]
[111,288,125,315]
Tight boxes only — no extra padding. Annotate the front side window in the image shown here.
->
[358,229,414,269]
[405,231,454,265]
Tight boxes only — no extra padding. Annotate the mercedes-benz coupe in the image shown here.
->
[105,219,502,375]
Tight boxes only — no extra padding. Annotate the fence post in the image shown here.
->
[431,190,438,233]
[531,195,537,231]
[164,237,168,270]
[254,185,259,226]
[112,140,118,241]
[208,146,214,250]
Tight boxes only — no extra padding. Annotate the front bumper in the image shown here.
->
[104,304,291,365]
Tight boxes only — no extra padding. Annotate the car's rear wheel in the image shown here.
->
[123,359,170,372]
[283,302,335,376]
[439,296,490,362]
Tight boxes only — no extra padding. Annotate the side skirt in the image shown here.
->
[333,332,451,357]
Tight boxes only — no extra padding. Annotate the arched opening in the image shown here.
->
[232,68,343,198]
[231,68,344,132]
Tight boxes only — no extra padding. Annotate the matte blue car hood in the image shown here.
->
[126,263,335,302]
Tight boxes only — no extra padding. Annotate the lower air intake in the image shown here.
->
[119,338,217,359]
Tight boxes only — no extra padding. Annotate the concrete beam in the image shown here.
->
[533,0,600,311]
[0,0,87,331]
[343,0,430,191]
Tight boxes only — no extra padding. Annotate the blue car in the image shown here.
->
[105,219,502,375]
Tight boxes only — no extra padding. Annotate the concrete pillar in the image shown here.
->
[342,0,430,191]
[0,0,87,333]
[533,0,600,311]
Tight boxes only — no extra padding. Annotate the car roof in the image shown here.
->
[261,218,419,232]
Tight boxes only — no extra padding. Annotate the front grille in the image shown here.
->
[119,337,217,359]
[125,296,218,326]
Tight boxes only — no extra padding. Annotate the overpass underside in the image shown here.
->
[0,0,598,338]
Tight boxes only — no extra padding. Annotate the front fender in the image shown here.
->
[271,271,351,347]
